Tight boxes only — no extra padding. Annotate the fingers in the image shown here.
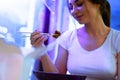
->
[32,36,48,48]
[30,31,40,41]
[30,31,48,48]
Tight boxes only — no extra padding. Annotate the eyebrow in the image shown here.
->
[69,0,80,5]
[74,0,81,4]
[75,0,79,2]
[69,0,78,3]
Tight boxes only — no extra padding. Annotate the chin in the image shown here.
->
[76,19,88,25]
[77,20,85,24]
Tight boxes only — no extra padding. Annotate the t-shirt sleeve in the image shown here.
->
[113,30,120,53]
[56,30,72,50]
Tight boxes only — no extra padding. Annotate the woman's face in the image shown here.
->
[68,0,100,24]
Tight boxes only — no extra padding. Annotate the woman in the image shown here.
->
[30,0,120,80]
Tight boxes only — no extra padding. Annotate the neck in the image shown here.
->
[84,16,109,37]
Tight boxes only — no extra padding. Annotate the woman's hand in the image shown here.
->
[30,31,48,48]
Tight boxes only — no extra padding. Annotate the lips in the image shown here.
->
[74,15,83,20]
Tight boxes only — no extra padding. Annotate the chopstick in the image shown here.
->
[17,31,59,38]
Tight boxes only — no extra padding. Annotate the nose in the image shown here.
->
[70,6,83,14]
[71,6,82,17]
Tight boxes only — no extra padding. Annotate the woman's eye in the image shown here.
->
[77,2,83,7]
[68,3,73,10]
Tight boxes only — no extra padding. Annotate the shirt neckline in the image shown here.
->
[75,28,112,53]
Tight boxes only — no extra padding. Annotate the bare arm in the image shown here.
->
[30,31,68,73]
[55,45,68,74]
[117,52,120,79]
[40,45,68,74]
[30,31,58,72]
[40,46,68,74]
[40,54,58,73]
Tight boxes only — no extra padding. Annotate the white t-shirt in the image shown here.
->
[57,28,120,80]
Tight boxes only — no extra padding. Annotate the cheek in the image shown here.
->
[71,13,78,19]
[70,11,75,17]
[84,8,92,17]
[86,5,98,17]
[71,13,75,17]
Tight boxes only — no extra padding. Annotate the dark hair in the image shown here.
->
[90,0,111,27]
[67,0,111,27]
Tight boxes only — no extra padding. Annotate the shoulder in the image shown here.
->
[111,29,120,41]
[109,28,120,40]
[110,28,120,42]
[62,29,76,35]
[59,29,76,39]
[110,28,120,53]
[110,28,120,35]
[56,29,77,49]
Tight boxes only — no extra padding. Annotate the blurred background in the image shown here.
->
[0,0,120,80]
